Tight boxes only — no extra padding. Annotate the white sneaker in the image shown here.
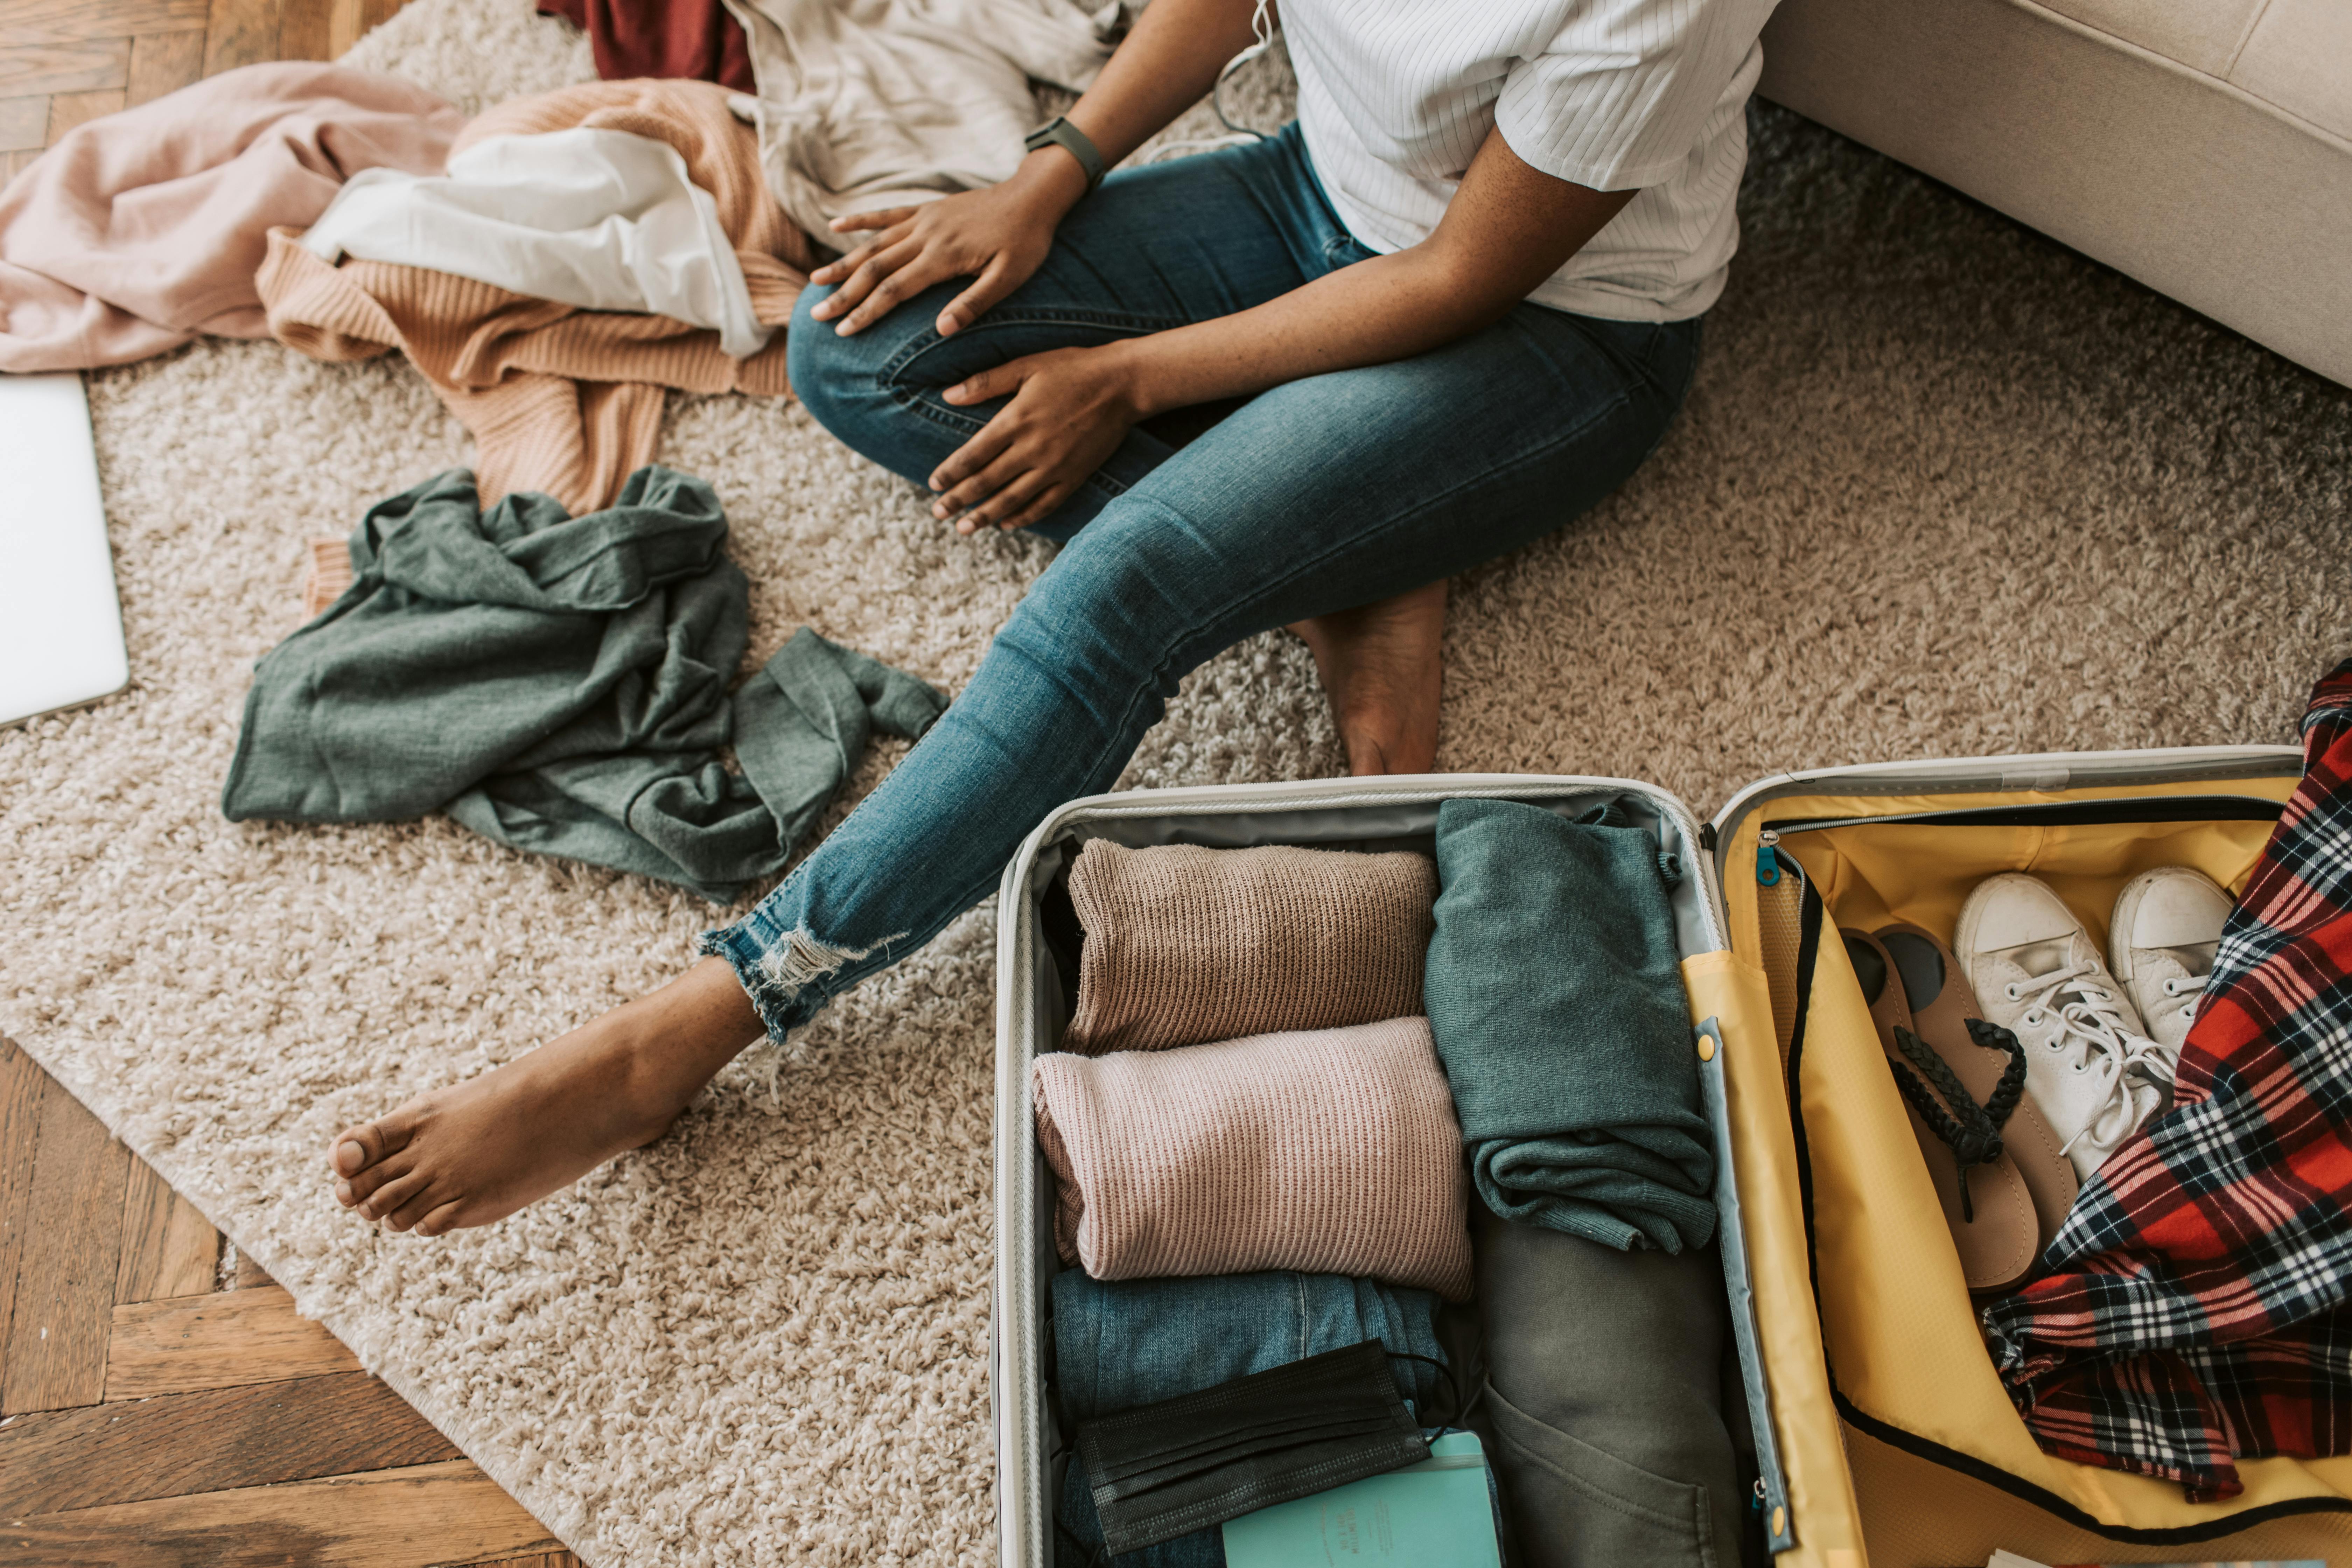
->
[2109,866,2231,1060]
[1955,874,2171,1182]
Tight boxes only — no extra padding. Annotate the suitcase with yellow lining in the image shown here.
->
[1704,742,2352,1567]
[992,743,2333,1567]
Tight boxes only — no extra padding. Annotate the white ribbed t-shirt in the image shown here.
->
[1282,0,1780,322]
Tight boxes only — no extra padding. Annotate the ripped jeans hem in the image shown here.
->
[695,919,902,1046]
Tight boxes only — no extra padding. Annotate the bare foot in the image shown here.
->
[328,958,763,1236]
[1289,580,1447,776]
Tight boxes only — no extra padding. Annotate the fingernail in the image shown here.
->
[932,503,947,518]
[335,1180,352,1202]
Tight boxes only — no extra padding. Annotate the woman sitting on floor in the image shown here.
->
[326,0,1777,1232]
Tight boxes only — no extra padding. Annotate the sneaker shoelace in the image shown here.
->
[2158,968,2213,1034]
[2004,960,2173,1153]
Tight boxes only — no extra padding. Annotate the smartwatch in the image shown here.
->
[1023,115,1107,193]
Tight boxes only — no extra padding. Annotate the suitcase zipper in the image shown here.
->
[1755,793,2282,837]
[1754,835,1808,1063]
[1027,775,1730,951]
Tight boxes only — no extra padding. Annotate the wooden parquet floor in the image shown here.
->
[0,0,410,185]
[0,11,583,1558]
[0,1036,580,1565]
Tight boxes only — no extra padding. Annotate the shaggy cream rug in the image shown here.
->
[2,1,2348,1563]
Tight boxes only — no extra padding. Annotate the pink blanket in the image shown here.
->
[0,62,463,373]
[1033,1017,1473,1300]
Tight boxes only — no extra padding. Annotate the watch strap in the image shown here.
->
[1023,115,1106,192]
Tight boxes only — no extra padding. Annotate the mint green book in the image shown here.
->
[1220,1430,1503,1567]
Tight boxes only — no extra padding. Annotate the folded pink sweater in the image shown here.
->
[0,62,463,372]
[1032,1017,1473,1301]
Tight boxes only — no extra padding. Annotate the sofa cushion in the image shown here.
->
[2233,0,2352,141]
[2033,0,2351,141]
[2033,0,2261,76]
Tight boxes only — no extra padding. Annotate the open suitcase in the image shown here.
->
[992,744,2340,1568]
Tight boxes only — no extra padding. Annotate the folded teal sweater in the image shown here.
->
[1424,797,1715,1253]
[222,466,945,902]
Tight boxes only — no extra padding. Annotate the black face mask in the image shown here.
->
[1072,1340,1438,1557]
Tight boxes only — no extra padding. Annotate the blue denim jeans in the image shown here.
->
[1051,1268,1449,1424]
[700,124,1702,1037]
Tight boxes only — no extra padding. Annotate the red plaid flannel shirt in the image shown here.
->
[1980,660,2352,1500]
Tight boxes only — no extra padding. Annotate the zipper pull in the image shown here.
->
[1756,828,1783,887]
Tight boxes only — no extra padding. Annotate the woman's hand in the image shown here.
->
[929,345,1145,533]
[809,153,1088,338]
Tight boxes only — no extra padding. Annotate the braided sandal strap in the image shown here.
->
[1885,1021,2029,1222]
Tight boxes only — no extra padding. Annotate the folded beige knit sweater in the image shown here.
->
[259,78,816,515]
[1033,1017,1473,1300]
[1061,840,1438,1055]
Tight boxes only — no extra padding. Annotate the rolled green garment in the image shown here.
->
[1423,797,1714,1253]
[222,465,945,902]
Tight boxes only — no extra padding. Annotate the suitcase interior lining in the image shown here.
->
[1738,786,2352,1557]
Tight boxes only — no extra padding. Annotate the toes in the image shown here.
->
[329,1109,419,1176]
[330,1128,375,1176]
[355,1167,432,1223]
[382,1182,450,1234]
[413,1200,468,1238]
[336,1152,414,1209]
[329,1125,383,1176]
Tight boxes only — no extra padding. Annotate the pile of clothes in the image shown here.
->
[0,0,1128,897]
[1033,801,1759,1567]
[0,0,1126,509]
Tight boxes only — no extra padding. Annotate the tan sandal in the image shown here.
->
[1875,922,2079,1257]
[1844,927,2039,1296]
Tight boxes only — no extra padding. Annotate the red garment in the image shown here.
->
[538,0,754,92]
[1980,659,2352,1500]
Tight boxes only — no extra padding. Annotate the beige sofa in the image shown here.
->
[1757,0,2352,388]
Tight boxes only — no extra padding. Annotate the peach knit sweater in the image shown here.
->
[1032,1017,1474,1301]
[258,79,817,514]
[1062,841,1438,1055]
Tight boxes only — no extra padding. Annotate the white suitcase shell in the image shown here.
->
[988,773,1788,1568]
